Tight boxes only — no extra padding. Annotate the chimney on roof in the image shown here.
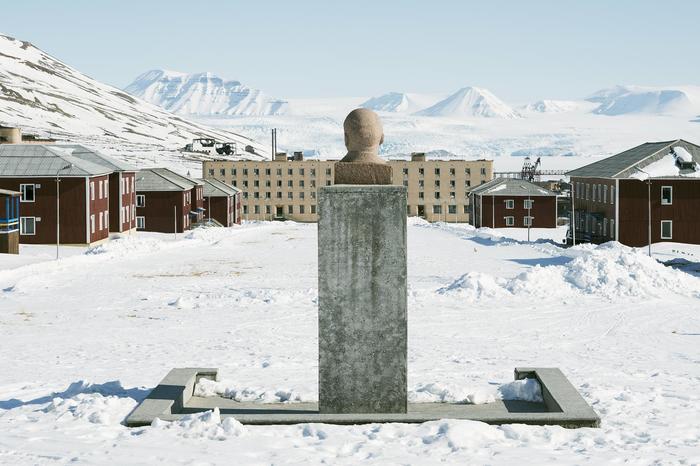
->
[411,152,426,162]
[274,152,288,162]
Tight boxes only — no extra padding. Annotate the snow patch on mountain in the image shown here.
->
[521,99,594,114]
[124,69,289,116]
[587,85,700,116]
[415,87,520,119]
[361,92,441,113]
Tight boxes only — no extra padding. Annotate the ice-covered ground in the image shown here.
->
[0,221,699,464]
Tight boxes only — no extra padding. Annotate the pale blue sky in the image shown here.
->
[3,0,698,101]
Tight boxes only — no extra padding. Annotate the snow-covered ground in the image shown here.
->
[0,222,699,464]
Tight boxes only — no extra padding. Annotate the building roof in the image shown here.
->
[567,139,700,178]
[135,167,201,192]
[198,178,240,197]
[469,178,558,197]
[0,144,135,177]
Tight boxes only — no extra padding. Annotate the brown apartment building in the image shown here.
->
[568,139,700,246]
[0,144,137,245]
[470,178,558,228]
[135,168,204,233]
[202,152,493,222]
[199,178,242,226]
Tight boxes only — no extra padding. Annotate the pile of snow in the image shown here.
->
[0,34,268,152]
[410,378,542,405]
[587,85,699,116]
[194,377,311,403]
[439,241,700,300]
[415,87,520,119]
[151,408,246,440]
[124,70,289,116]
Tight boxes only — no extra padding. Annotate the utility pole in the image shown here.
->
[56,163,72,260]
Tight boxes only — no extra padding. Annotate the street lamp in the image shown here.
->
[632,168,652,257]
[56,163,72,260]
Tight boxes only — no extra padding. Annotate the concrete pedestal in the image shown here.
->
[317,185,407,414]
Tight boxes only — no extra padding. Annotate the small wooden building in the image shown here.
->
[199,178,242,226]
[568,139,700,246]
[0,144,136,245]
[0,189,20,254]
[469,178,558,228]
[135,168,205,233]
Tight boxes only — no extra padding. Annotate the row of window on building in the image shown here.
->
[574,182,615,204]
[209,166,489,178]
[503,216,535,227]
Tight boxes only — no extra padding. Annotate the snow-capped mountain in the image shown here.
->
[415,87,520,119]
[587,85,700,116]
[521,99,592,114]
[124,70,288,116]
[0,34,268,155]
[360,92,440,114]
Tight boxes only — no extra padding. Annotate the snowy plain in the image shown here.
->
[0,220,699,464]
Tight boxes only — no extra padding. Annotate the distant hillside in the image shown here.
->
[587,85,700,116]
[0,33,268,155]
[124,70,289,117]
[415,87,520,119]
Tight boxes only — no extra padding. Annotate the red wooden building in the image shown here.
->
[568,139,700,246]
[469,178,558,228]
[0,144,136,245]
[199,178,241,226]
[134,168,204,233]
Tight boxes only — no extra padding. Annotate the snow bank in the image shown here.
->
[439,242,700,300]
[151,408,246,440]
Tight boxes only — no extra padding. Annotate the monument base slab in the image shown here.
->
[125,367,600,428]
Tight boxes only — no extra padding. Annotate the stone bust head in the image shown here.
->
[341,108,386,164]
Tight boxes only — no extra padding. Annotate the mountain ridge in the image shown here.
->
[124,69,288,116]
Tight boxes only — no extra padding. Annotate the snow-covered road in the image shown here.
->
[0,221,698,464]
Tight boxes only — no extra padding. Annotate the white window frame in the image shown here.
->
[504,216,514,226]
[20,184,35,202]
[603,185,607,204]
[523,199,533,209]
[99,180,103,199]
[20,216,36,235]
[99,211,103,230]
[523,216,533,227]
[505,199,514,209]
[136,216,145,230]
[136,194,145,207]
[90,214,95,234]
[660,220,673,239]
[90,182,95,201]
[125,205,129,223]
[661,186,673,205]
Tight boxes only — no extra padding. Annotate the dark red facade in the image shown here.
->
[571,176,700,246]
[108,171,136,233]
[0,176,111,245]
[473,194,557,228]
[204,191,241,227]
[136,190,192,233]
